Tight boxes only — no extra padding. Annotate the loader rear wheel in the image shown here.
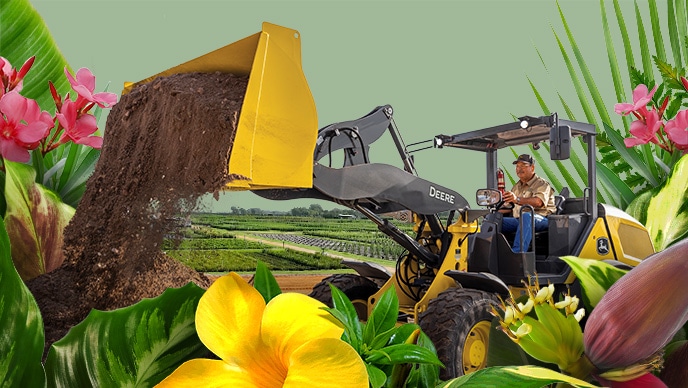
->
[309,274,379,320]
[418,288,499,380]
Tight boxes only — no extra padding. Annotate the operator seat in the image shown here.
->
[534,187,570,255]
[553,187,570,215]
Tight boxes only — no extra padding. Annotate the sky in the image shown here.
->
[29,0,651,212]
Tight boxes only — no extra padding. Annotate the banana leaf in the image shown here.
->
[439,365,595,388]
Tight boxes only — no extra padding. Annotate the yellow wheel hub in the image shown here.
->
[463,321,491,374]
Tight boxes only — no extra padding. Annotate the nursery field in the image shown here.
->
[163,214,413,274]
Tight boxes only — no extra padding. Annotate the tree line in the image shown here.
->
[229,204,360,218]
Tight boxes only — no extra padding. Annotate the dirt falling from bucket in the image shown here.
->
[27,72,248,355]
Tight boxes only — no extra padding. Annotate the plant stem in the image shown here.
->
[562,354,596,381]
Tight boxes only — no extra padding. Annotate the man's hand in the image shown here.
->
[502,191,516,203]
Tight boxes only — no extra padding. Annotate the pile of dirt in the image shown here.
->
[27,72,249,356]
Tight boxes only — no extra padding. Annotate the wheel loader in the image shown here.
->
[125,22,656,380]
[255,107,656,379]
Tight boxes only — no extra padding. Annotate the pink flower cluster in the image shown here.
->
[615,78,688,153]
[0,56,117,163]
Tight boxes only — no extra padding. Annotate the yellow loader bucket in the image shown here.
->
[122,22,317,190]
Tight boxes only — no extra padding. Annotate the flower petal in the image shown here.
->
[75,67,96,92]
[262,293,343,365]
[75,135,103,149]
[0,139,30,162]
[283,337,368,388]
[16,121,49,144]
[195,273,266,362]
[615,103,635,115]
[155,358,258,388]
[92,91,118,107]
[0,91,27,124]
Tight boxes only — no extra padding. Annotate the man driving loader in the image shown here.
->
[501,154,556,252]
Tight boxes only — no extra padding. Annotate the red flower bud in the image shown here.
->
[681,76,688,92]
[583,238,688,370]
[17,56,35,80]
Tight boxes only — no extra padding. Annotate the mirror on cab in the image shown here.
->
[476,189,501,207]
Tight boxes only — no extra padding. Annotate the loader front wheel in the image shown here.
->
[418,288,499,380]
[308,274,379,320]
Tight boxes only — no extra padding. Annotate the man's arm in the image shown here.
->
[503,191,543,208]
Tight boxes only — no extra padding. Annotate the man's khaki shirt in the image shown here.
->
[511,174,556,217]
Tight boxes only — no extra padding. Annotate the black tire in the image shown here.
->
[418,288,499,380]
[308,274,379,320]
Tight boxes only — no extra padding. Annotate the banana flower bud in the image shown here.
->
[584,238,688,371]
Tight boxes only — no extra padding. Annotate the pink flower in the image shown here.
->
[664,109,688,151]
[615,84,658,115]
[624,108,662,147]
[55,99,102,148]
[0,91,53,162]
[64,67,118,108]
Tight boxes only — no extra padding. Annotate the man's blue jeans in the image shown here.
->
[502,213,549,253]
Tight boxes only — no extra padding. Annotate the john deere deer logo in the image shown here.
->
[596,237,610,256]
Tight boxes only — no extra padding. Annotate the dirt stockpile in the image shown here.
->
[27,72,248,354]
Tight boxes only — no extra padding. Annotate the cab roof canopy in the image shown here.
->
[434,114,596,152]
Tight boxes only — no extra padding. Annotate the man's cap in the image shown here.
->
[513,154,534,165]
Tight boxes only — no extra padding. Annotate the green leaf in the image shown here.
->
[559,256,628,309]
[558,1,613,127]
[600,0,627,112]
[625,188,653,225]
[412,332,441,388]
[668,0,685,69]
[50,144,101,208]
[0,218,46,387]
[3,161,74,280]
[253,260,281,303]
[641,153,688,250]
[634,1,655,83]
[44,283,208,388]
[0,0,72,111]
[387,323,421,346]
[596,161,636,208]
[368,326,396,351]
[365,363,386,388]
[439,365,596,388]
[365,344,443,367]
[363,287,397,345]
[648,0,667,64]
[327,284,363,353]
[603,122,660,186]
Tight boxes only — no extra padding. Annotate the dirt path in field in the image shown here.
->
[250,274,332,294]
[238,233,354,260]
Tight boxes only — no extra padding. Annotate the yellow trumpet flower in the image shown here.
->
[157,273,368,388]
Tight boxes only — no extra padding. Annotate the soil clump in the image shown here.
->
[27,72,248,356]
